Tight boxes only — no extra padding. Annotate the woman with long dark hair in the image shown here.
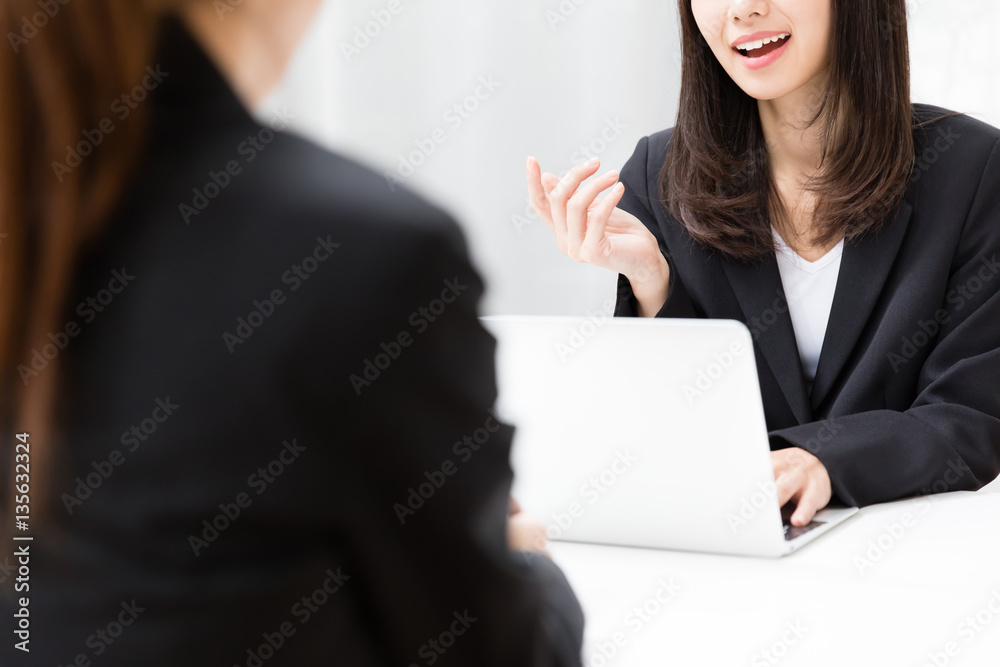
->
[528,0,1000,526]
[0,1,583,664]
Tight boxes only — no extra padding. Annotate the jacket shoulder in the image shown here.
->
[257,131,465,248]
[646,127,675,164]
[908,103,1000,211]
[621,127,674,193]
[913,103,1000,139]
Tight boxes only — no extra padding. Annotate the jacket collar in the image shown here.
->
[810,198,913,411]
[149,15,256,139]
[722,196,914,424]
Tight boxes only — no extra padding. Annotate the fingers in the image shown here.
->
[548,158,601,254]
[775,469,798,510]
[526,156,554,231]
[790,484,825,526]
[771,448,832,526]
[540,172,560,194]
[508,496,521,516]
[771,451,798,509]
[582,180,625,261]
[527,156,620,262]
[550,156,601,201]
[567,169,620,254]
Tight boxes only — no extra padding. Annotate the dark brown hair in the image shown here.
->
[664,0,920,261]
[0,1,177,525]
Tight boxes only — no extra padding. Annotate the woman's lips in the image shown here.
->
[733,34,792,70]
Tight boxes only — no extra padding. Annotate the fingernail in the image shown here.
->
[586,157,599,166]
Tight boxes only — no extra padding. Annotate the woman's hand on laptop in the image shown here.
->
[772,448,832,526]
[526,156,670,317]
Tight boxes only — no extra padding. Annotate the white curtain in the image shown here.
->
[264,0,1000,316]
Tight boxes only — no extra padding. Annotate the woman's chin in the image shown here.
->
[732,80,797,103]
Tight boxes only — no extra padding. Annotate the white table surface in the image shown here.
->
[550,487,1000,666]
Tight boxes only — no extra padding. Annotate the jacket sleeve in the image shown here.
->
[310,211,584,666]
[613,135,699,319]
[769,137,1000,507]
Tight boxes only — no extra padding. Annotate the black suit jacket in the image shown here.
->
[1,18,582,667]
[614,108,1000,508]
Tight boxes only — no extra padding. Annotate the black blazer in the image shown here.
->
[614,108,1000,508]
[1,18,582,667]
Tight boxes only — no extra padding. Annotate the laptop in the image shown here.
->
[479,315,858,557]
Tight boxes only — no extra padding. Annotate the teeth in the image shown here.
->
[736,32,789,53]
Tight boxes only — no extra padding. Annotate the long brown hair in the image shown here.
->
[0,1,179,525]
[664,0,921,262]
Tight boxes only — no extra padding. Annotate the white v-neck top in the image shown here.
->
[771,227,845,395]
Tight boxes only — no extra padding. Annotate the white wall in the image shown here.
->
[264,0,1000,316]
[908,0,1000,128]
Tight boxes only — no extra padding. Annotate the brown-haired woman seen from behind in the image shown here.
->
[1,1,584,665]
[528,0,1000,525]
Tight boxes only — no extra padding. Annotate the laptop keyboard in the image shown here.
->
[782,521,826,542]
[780,504,825,541]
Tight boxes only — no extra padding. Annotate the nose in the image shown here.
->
[729,0,769,22]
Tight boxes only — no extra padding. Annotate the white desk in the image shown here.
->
[550,489,1000,666]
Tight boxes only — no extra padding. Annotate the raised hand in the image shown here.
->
[526,156,670,316]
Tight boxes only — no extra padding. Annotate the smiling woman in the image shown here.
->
[527,0,1000,527]
[672,0,915,259]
